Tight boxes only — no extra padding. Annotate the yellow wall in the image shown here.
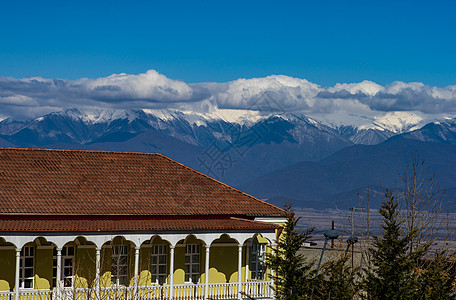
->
[34,248,53,289]
[139,246,152,286]
[0,248,15,291]
[74,247,95,288]
[207,235,239,283]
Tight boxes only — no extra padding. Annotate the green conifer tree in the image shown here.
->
[417,251,456,299]
[364,189,427,299]
[266,205,316,300]
[313,255,357,300]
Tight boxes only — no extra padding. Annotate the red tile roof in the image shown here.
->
[0,148,287,217]
[0,217,279,232]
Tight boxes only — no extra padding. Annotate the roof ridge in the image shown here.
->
[0,146,160,157]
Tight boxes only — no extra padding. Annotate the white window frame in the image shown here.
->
[53,246,75,288]
[62,246,75,287]
[185,244,200,283]
[250,241,266,280]
[151,244,167,284]
[20,246,34,289]
[111,245,129,286]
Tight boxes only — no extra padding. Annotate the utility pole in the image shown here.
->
[347,207,358,272]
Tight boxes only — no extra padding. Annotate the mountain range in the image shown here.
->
[1,108,455,209]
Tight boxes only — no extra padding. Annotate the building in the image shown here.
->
[0,147,287,299]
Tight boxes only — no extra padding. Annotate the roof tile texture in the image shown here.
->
[0,217,278,232]
[0,148,286,217]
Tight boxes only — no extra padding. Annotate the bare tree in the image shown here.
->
[398,153,446,253]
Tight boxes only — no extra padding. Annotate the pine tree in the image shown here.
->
[364,189,427,299]
[314,255,357,300]
[266,205,316,300]
[418,251,456,299]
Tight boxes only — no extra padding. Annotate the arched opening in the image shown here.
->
[244,234,271,281]
[0,237,16,291]
[100,236,137,287]
[71,236,97,289]
[140,236,172,286]
[13,237,57,290]
[51,241,77,289]
[209,234,240,284]
[174,235,206,285]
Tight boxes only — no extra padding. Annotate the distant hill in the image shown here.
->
[240,137,456,209]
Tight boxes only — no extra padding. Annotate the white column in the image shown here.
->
[270,243,277,300]
[15,249,20,300]
[270,243,277,280]
[95,247,101,299]
[169,246,175,300]
[134,247,140,298]
[237,245,243,300]
[56,248,62,297]
[204,245,210,300]
[245,244,249,282]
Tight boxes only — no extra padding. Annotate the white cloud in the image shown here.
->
[212,75,321,112]
[0,95,38,106]
[0,70,209,119]
[79,69,205,102]
[328,80,384,95]
[0,69,456,126]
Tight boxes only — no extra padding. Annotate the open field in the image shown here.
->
[294,207,456,255]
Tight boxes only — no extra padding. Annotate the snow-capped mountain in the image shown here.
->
[2,107,455,149]
[400,118,456,144]
[306,110,446,145]
[336,126,395,145]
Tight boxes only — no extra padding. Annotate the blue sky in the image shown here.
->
[1,0,455,86]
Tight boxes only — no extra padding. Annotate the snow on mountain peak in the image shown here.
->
[84,109,138,123]
[373,111,424,133]
[191,108,264,124]
[52,108,140,124]
[308,110,428,133]
[144,106,267,126]
[142,109,178,121]
[25,106,456,139]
